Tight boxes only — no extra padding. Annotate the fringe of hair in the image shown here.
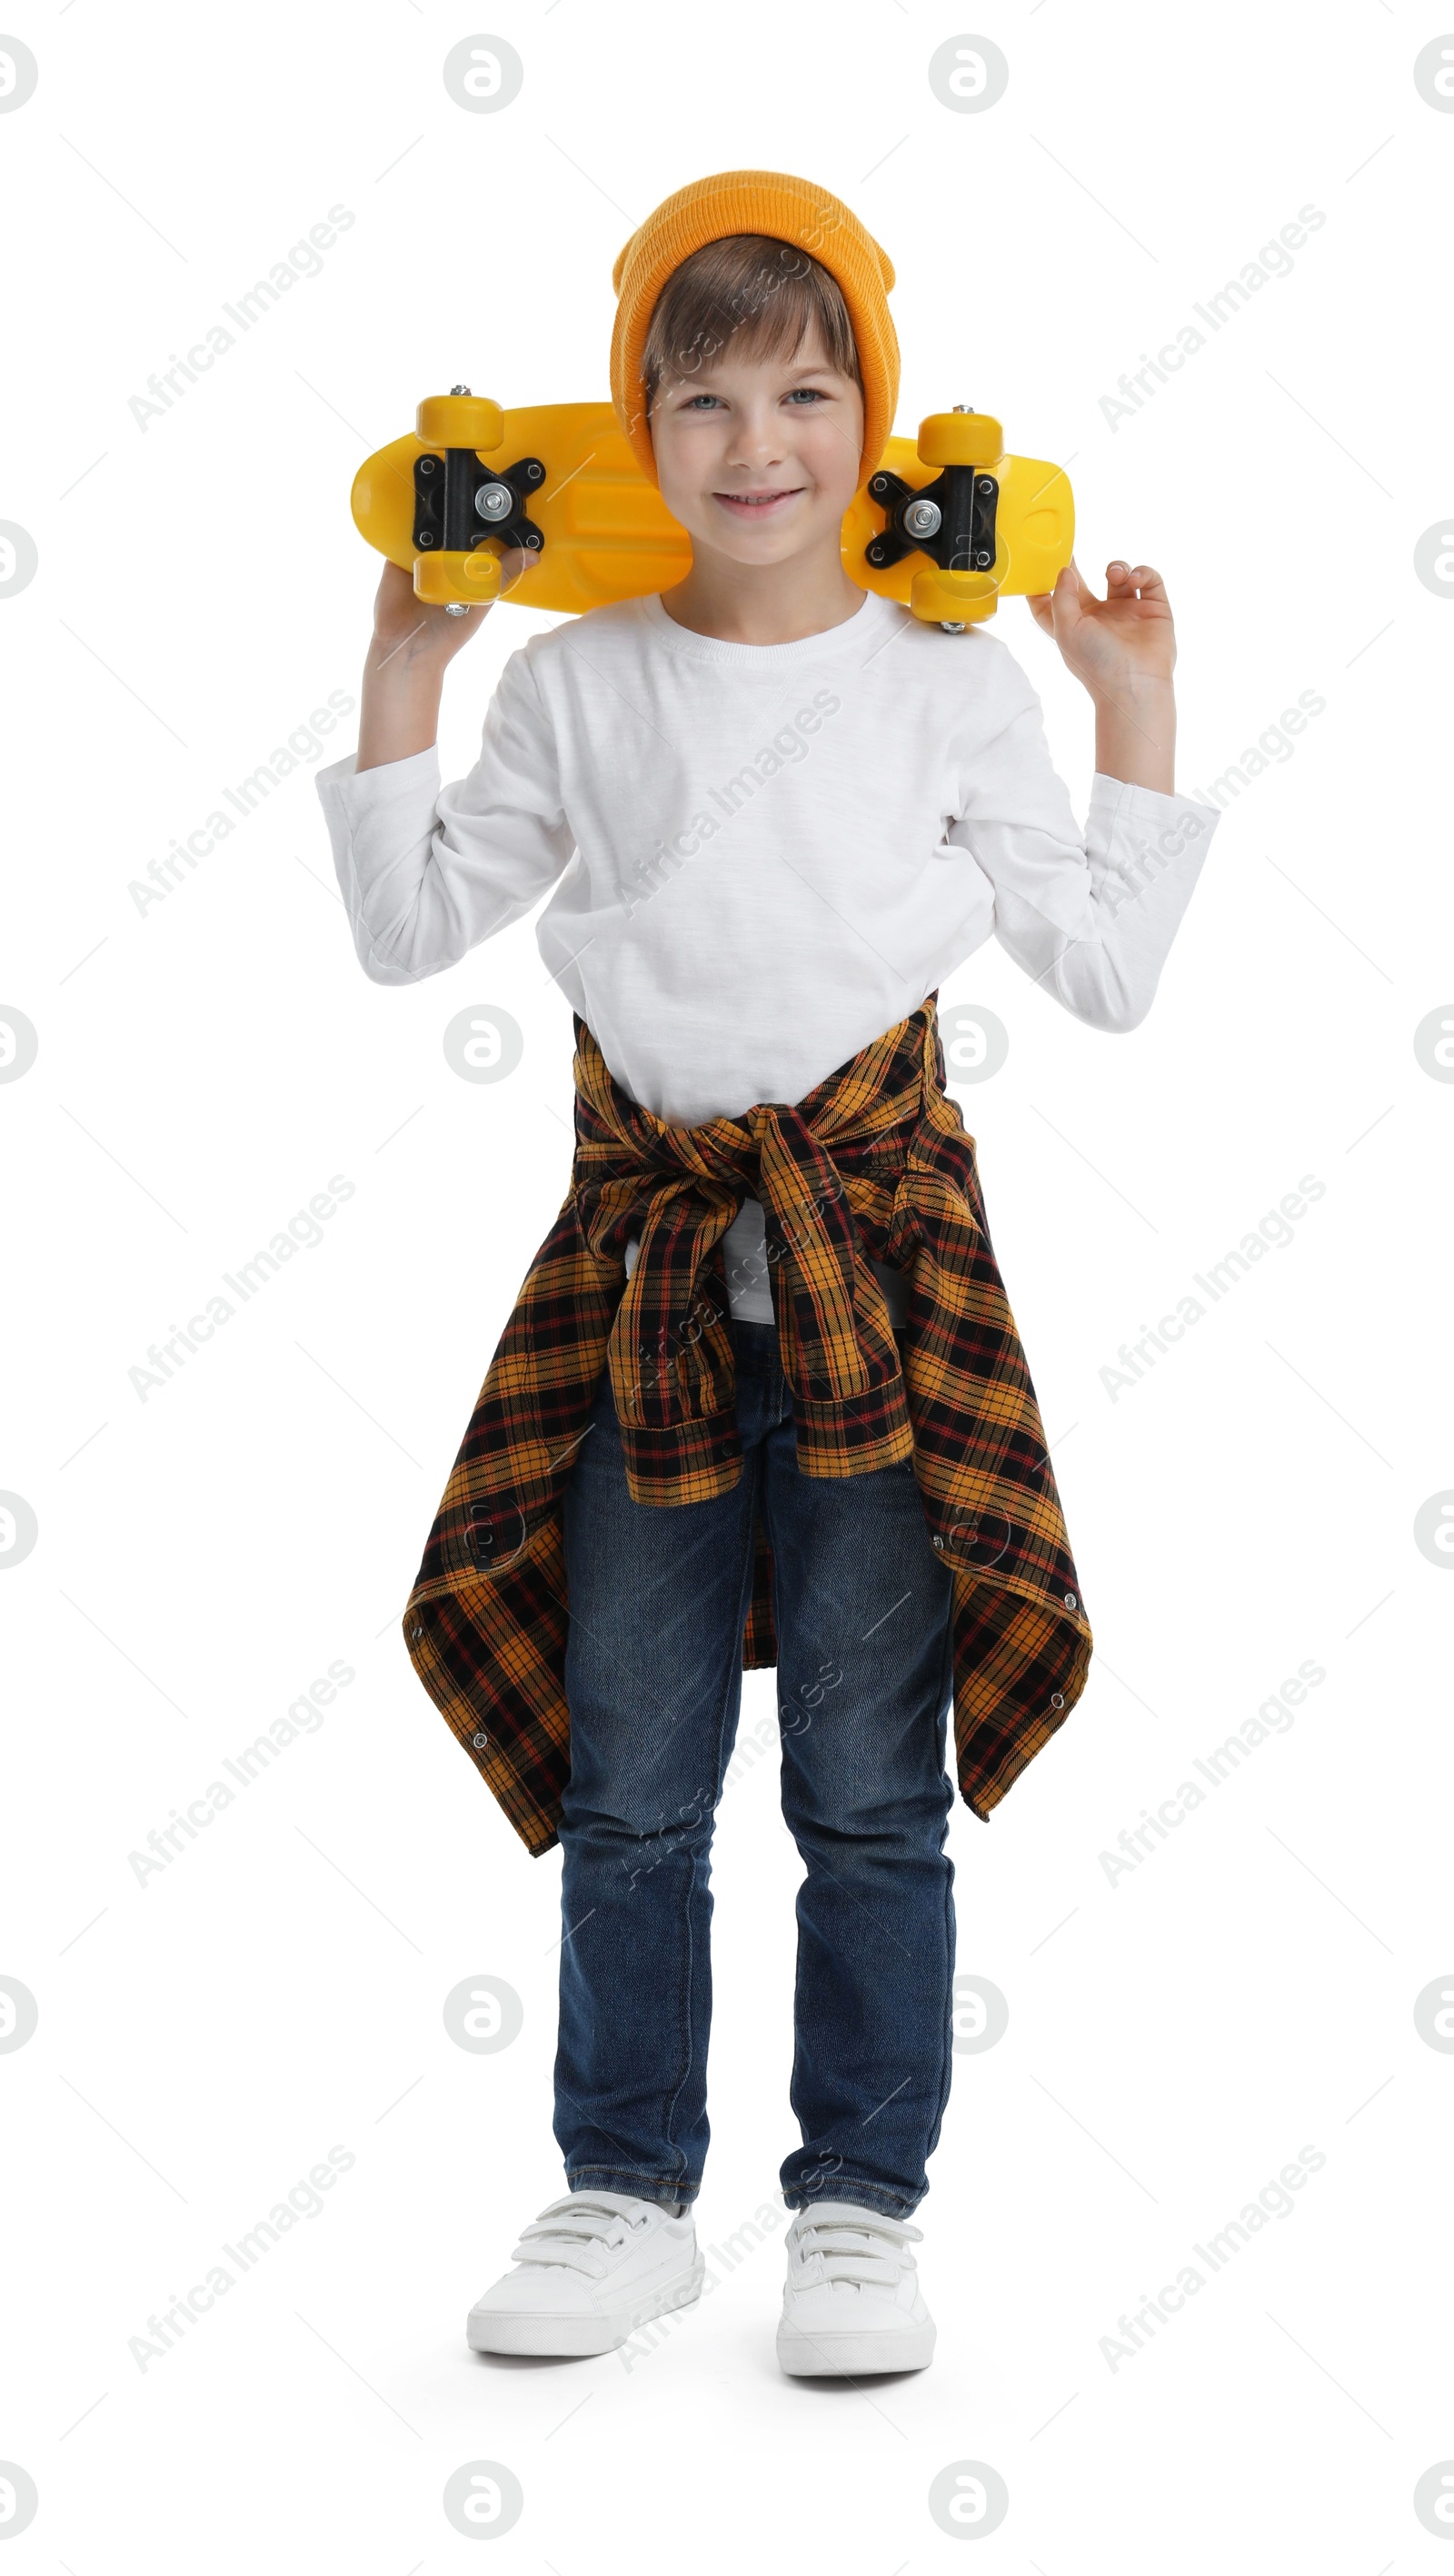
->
[641,234,861,426]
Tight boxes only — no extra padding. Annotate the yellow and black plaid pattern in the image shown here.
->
[403,997,1092,1856]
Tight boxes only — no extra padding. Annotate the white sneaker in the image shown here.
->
[777,2199,935,2376]
[466,2190,703,2357]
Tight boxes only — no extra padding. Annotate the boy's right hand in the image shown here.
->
[370,550,531,668]
[357,547,530,772]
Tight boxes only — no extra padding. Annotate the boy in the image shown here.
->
[316,169,1217,2377]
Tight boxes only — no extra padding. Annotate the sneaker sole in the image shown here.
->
[467,2254,705,2357]
[776,2319,936,2376]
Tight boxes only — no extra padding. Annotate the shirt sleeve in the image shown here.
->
[314,644,576,985]
[944,658,1220,1032]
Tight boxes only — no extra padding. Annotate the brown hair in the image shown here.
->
[641,234,862,430]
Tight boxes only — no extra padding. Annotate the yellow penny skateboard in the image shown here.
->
[350,389,1073,632]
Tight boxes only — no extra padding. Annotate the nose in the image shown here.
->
[720,400,790,474]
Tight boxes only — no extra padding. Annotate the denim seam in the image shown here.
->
[567,2164,699,2205]
[783,2179,916,2219]
[653,1439,762,2184]
[922,1604,960,2173]
[652,1835,693,2192]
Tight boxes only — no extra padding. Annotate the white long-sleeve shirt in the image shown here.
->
[317,585,1218,1318]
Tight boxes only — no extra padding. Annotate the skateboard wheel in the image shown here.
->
[917,412,1003,469]
[414,548,503,606]
[910,564,999,625]
[415,394,504,453]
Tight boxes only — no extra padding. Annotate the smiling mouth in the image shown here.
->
[712,488,803,511]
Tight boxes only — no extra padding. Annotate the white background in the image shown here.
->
[3,1,1451,2566]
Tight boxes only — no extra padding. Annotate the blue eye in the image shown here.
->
[681,387,828,410]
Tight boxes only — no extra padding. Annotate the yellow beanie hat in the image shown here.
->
[610,168,899,490]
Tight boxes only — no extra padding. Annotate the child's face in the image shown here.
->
[648,319,865,567]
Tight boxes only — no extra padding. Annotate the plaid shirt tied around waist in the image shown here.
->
[403,996,1092,1856]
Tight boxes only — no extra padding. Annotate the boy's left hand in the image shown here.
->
[1026,557,1176,701]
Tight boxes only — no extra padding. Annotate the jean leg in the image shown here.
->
[554,1358,764,2208]
[763,1418,958,2218]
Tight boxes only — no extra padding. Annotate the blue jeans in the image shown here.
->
[554,1318,957,2219]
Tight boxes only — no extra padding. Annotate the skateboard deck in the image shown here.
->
[350,393,1074,629]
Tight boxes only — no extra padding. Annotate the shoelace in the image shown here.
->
[789,2204,923,2291]
[509,2193,652,2275]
